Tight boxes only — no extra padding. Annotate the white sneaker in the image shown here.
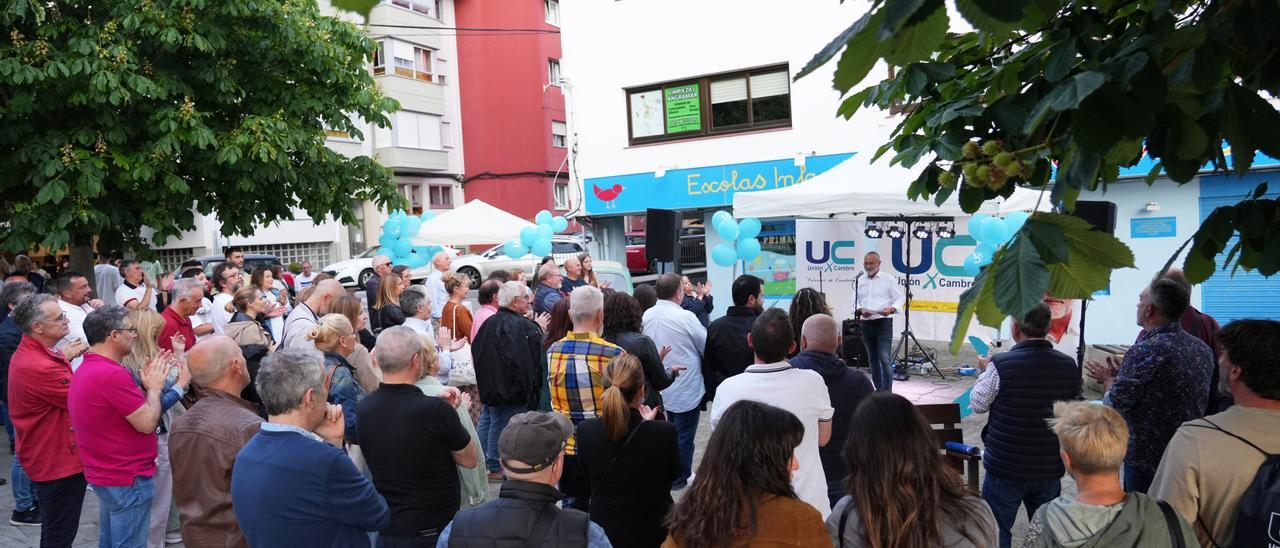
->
[164,532,183,545]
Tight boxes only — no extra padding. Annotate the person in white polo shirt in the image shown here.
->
[114,260,157,312]
[711,307,834,518]
[54,271,99,368]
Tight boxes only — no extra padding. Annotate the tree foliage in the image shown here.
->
[0,0,403,255]
[802,0,1280,351]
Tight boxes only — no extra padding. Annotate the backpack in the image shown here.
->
[1186,418,1280,547]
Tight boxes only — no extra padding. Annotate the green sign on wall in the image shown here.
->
[664,85,701,133]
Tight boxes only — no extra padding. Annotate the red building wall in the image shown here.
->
[455,0,567,221]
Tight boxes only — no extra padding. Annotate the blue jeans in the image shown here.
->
[2,401,14,444]
[94,475,154,548]
[11,455,37,512]
[667,409,700,487]
[1124,463,1156,494]
[861,318,895,391]
[476,405,523,473]
[981,473,1061,548]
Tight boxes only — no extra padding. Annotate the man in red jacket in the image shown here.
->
[8,294,87,548]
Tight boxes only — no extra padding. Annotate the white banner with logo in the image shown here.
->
[795,218,991,342]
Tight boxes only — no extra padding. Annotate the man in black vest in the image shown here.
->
[438,411,611,546]
[970,302,1082,548]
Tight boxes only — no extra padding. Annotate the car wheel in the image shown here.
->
[458,267,481,290]
[358,269,375,289]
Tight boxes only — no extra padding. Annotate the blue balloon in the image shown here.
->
[394,239,413,258]
[715,218,740,241]
[401,215,422,237]
[393,254,411,267]
[711,243,739,267]
[519,227,539,248]
[382,217,402,238]
[712,210,733,228]
[975,242,997,261]
[963,252,987,276]
[531,239,553,257]
[736,238,762,262]
[551,216,569,232]
[378,234,396,250]
[407,250,430,268]
[506,242,529,258]
[737,218,762,240]
[1004,211,1030,235]
[536,224,554,240]
[535,210,553,226]
[979,217,1009,244]
[967,214,991,238]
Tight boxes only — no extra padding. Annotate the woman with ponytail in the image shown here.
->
[223,286,274,348]
[305,314,367,444]
[575,354,681,548]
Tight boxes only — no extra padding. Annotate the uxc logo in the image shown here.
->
[804,235,980,277]
[804,241,859,265]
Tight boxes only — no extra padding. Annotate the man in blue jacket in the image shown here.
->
[970,302,1082,548]
[232,347,389,547]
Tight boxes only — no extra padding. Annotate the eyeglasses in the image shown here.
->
[114,327,139,335]
[40,312,68,323]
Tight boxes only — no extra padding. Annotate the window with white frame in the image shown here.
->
[429,184,453,208]
[553,183,569,210]
[551,121,567,148]
[393,111,444,150]
[434,57,448,85]
[545,0,560,26]
[548,59,561,86]
[434,0,444,20]
[389,0,433,16]
[372,41,386,76]
[441,121,453,148]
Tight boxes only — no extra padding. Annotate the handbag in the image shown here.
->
[447,304,478,386]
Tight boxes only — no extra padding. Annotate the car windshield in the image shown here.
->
[597,272,630,294]
[355,246,382,259]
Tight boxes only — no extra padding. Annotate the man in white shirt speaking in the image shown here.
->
[711,308,834,517]
[851,251,903,392]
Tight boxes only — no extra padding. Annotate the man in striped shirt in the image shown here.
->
[545,285,621,511]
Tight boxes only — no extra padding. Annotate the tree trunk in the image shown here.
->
[68,239,95,281]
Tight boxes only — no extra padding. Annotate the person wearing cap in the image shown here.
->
[438,411,612,546]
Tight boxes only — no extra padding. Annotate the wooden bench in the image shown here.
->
[916,403,982,493]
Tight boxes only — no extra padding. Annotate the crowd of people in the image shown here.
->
[0,245,1275,548]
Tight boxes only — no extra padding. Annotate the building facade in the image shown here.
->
[453,0,572,221]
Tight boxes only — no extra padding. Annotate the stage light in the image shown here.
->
[864,223,883,239]
[935,223,955,239]
[912,224,933,240]
[885,223,906,239]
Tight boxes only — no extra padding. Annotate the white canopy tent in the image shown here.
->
[732,149,1050,218]
[408,199,534,246]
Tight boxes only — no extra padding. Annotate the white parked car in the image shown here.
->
[322,245,458,289]
[452,236,589,289]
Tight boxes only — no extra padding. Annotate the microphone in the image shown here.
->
[855,271,865,280]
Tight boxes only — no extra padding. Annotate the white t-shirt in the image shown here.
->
[114,281,157,312]
[191,297,214,341]
[295,272,316,290]
[211,292,234,335]
[711,361,835,518]
[57,299,94,370]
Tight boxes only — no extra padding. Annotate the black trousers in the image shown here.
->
[559,454,591,511]
[33,473,87,548]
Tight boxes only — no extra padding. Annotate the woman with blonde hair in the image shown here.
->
[121,309,191,548]
[576,354,681,547]
[305,314,366,444]
[223,286,274,348]
[329,294,381,393]
[372,273,406,330]
[413,334,487,509]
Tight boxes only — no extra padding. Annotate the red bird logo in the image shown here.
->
[592,183,624,209]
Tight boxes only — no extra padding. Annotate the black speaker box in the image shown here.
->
[841,319,868,368]
[645,208,681,262]
[1072,201,1118,234]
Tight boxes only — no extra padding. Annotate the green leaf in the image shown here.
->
[1252,182,1269,199]
[950,275,983,353]
[958,181,985,213]
[879,0,929,41]
[1024,220,1068,263]
[1045,71,1107,111]
[1047,248,1114,299]
[1034,212,1136,268]
[833,11,886,93]
[330,0,379,17]
[994,234,1050,318]
[1043,40,1078,83]
[1145,161,1164,185]
[797,10,878,81]
[883,3,949,66]
[1173,116,1209,159]
[1183,245,1217,283]
[955,0,1028,33]
[836,87,873,120]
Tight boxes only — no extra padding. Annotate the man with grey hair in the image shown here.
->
[69,304,174,547]
[158,278,205,353]
[426,251,453,327]
[642,272,706,489]
[473,281,548,481]
[169,335,262,547]
[280,278,345,349]
[789,313,874,506]
[232,347,389,547]
[0,281,37,524]
[400,285,433,336]
[115,259,157,312]
[533,262,564,316]
[546,285,621,509]
[360,326,475,545]
[9,294,85,543]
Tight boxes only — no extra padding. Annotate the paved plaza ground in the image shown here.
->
[0,339,1097,547]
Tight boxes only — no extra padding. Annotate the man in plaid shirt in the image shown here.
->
[546,285,621,511]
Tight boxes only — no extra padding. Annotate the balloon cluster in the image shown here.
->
[962,211,1030,276]
[378,211,441,268]
[710,211,763,267]
[505,210,569,258]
